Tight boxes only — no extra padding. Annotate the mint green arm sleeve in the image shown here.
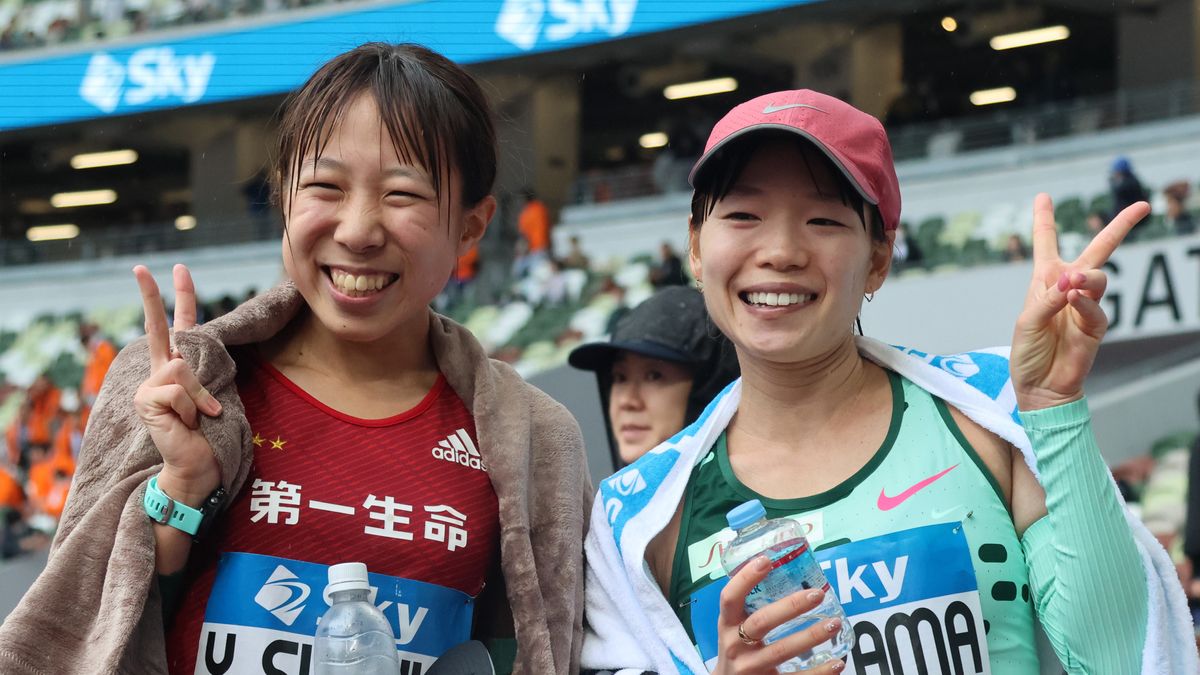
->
[1018,398,1147,675]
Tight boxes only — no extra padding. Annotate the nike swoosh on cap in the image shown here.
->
[876,464,959,511]
[762,103,827,114]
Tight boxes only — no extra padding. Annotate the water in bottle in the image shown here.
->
[314,562,402,675]
[720,499,854,672]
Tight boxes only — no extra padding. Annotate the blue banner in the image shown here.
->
[0,0,818,132]
[196,552,473,674]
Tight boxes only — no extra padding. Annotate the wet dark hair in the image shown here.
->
[271,43,497,217]
[689,131,886,243]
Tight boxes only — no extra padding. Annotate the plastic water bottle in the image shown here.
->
[314,562,402,675]
[720,500,854,672]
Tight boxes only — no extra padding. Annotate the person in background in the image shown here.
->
[1165,181,1195,236]
[1004,233,1030,262]
[891,221,923,270]
[600,279,630,334]
[447,240,480,308]
[0,464,26,559]
[79,320,117,421]
[1110,156,1149,233]
[1182,392,1200,627]
[650,241,687,288]
[517,187,551,264]
[4,374,61,470]
[562,235,591,271]
[568,286,738,469]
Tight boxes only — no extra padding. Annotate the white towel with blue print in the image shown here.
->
[581,337,1197,675]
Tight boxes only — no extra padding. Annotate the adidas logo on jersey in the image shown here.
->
[432,429,486,472]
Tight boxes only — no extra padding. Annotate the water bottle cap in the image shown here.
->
[727,499,767,530]
[326,562,370,596]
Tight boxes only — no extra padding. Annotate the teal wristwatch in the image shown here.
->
[144,475,225,539]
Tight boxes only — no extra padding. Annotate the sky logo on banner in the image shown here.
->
[197,553,475,675]
[253,565,310,626]
[431,429,486,471]
[495,0,638,51]
[79,53,124,112]
[78,46,215,113]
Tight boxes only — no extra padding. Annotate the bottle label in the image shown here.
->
[688,523,993,674]
[193,552,473,674]
[743,540,832,612]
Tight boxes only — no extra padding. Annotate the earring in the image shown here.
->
[696,281,704,292]
[864,292,875,303]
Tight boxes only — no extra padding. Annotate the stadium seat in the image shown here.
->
[1054,197,1086,234]
[941,210,983,250]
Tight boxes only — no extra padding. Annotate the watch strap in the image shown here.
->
[143,475,204,536]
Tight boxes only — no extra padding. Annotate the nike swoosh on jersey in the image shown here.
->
[876,464,959,511]
[762,103,827,114]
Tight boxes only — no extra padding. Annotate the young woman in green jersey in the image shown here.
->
[585,90,1161,675]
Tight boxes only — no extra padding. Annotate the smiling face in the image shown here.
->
[281,93,494,346]
[607,352,694,464]
[689,139,893,365]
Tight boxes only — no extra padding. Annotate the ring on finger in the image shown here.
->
[737,621,761,646]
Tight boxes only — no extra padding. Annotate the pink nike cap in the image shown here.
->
[688,89,902,231]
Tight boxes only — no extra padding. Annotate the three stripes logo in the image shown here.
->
[432,429,487,472]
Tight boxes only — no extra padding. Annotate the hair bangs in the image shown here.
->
[271,43,497,225]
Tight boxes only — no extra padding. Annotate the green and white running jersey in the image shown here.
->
[668,371,1039,674]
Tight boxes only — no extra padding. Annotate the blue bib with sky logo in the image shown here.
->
[193,552,473,675]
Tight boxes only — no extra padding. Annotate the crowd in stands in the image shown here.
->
[0,290,253,560]
[0,0,360,52]
[1,322,108,558]
[1110,395,1200,632]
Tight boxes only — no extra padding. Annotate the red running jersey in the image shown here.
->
[165,353,499,674]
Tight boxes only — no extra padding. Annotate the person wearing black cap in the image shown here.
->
[569,286,738,468]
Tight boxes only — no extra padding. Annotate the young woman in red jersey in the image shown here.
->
[0,43,590,675]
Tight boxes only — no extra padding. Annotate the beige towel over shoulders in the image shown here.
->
[0,282,590,675]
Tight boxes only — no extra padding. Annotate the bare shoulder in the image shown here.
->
[944,404,1047,536]
[944,405,1014,502]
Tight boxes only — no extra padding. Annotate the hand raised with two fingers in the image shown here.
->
[132,264,223,504]
[1010,194,1150,412]
[713,555,847,675]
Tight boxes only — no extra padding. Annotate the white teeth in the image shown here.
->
[330,269,393,296]
[746,292,813,307]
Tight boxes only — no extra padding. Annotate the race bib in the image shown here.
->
[689,523,990,674]
[194,552,474,675]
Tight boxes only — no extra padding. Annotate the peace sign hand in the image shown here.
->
[132,264,223,505]
[1009,193,1150,412]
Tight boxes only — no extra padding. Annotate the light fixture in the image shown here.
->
[664,77,738,101]
[175,215,197,231]
[70,149,138,169]
[26,224,79,242]
[990,25,1070,51]
[970,86,1017,106]
[639,132,669,149]
[50,189,117,208]
[941,16,958,32]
